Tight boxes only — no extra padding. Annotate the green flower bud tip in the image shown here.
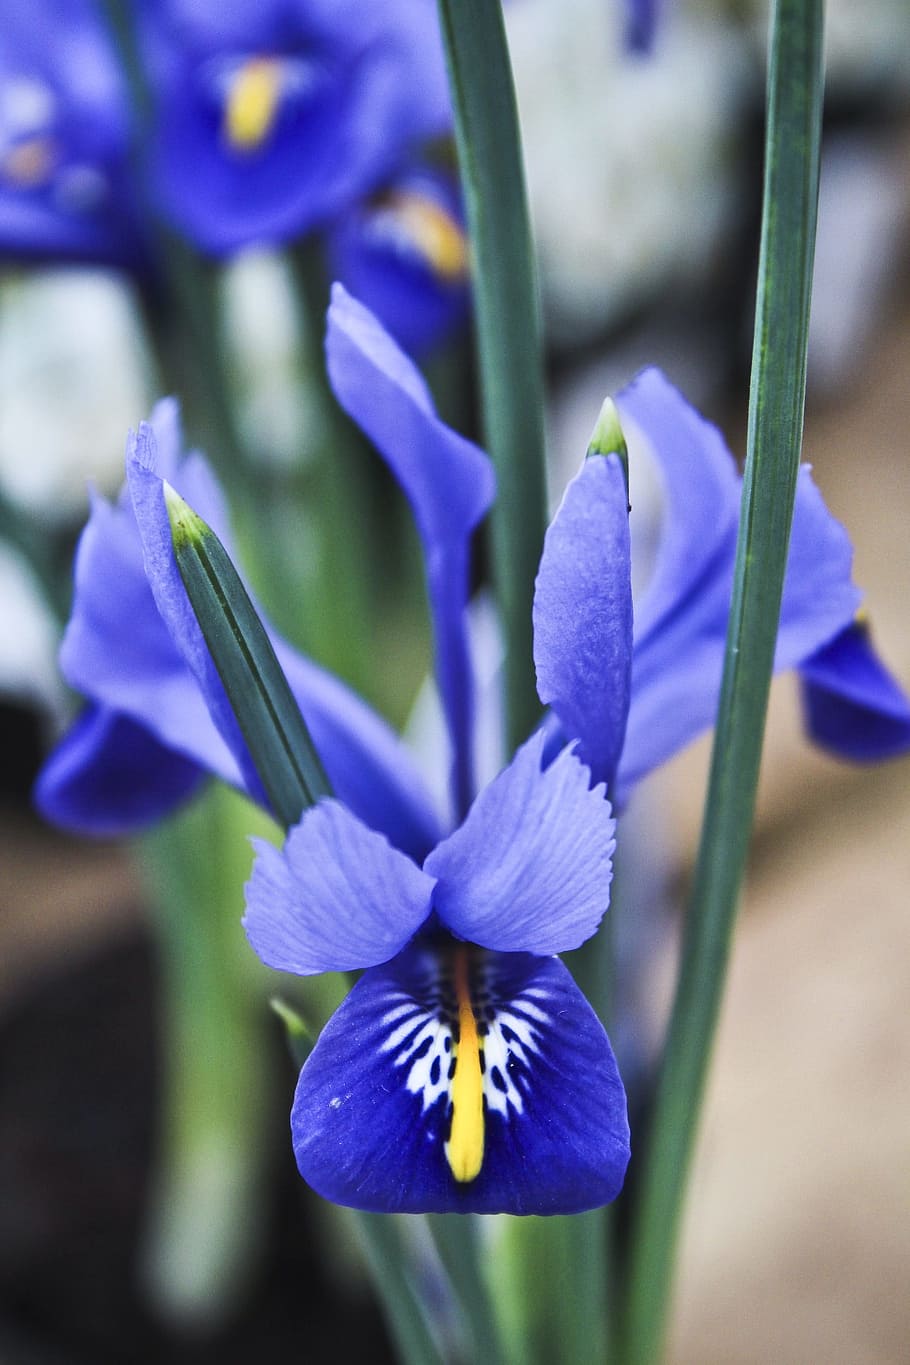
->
[586,397,628,461]
[163,480,210,551]
[587,397,630,507]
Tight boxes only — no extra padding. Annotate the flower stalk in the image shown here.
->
[437,0,548,754]
[618,2,826,1360]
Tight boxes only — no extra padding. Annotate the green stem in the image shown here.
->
[138,784,280,1327]
[355,1216,446,1365]
[437,0,548,753]
[618,3,825,1362]
[426,1215,508,1365]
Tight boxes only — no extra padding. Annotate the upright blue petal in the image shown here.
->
[533,453,633,788]
[145,0,451,254]
[614,370,865,795]
[0,0,146,266]
[34,703,204,835]
[326,284,495,818]
[60,404,244,791]
[126,420,270,807]
[425,732,616,957]
[244,800,434,975]
[800,622,910,761]
[291,939,630,1214]
[326,167,469,357]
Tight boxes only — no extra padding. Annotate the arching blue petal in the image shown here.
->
[616,367,741,652]
[533,453,632,787]
[277,650,441,859]
[615,371,863,796]
[33,703,204,836]
[800,622,910,761]
[326,284,495,816]
[775,468,860,667]
[291,940,630,1214]
[243,801,434,975]
[424,732,615,956]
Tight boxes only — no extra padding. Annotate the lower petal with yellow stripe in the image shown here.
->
[291,939,629,1215]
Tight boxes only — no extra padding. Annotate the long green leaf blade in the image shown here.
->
[166,487,331,830]
[437,0,548,753]
[619,3,825,1361]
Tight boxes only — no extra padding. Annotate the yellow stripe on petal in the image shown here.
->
[445,946,485,1183]
[224,58,283,153]
[391,191,468,282]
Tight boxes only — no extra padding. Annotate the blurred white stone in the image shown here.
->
[506,0,750,347]
[0,541,61,710]
[809,132,910,394]
[220,249,316,471]
[0,269,151,519]
[745,0,910,99]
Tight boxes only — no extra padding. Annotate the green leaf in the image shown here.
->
[164,484,331,831]
[354,1216,446,1365]
[270,997,315,1070]
[437,0,548,753]
[618,4,825,1362]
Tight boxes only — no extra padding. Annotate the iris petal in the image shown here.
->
[243,800,434,975]
[425,731,616,956]
[127,420,269,806]
[533,453,632,787]
[326,284,495,815]
[614,371,864,794]
[291,940,630,1214]
[800,622,910,761]
[33,702,204,835]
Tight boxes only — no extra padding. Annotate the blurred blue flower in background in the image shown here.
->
[144,0,452,253]
[328,167,469,357]
[0,0,144,265]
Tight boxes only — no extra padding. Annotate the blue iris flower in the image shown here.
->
[326,166,470,357]
[144,0,452,255]
[0,0,145,266]
[35,286,909,1213]
[34,396,442,859]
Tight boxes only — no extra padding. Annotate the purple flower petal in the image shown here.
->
[800,622,910,761]
[33,703,203,836]
[127,420,269,805]
[424,731,615,956]
[533,453,632,787]
[291,940,630,1214]
[615,371,863,794]
[326,284,495,816]
[616,367,741,651]
[243,801,434,975]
